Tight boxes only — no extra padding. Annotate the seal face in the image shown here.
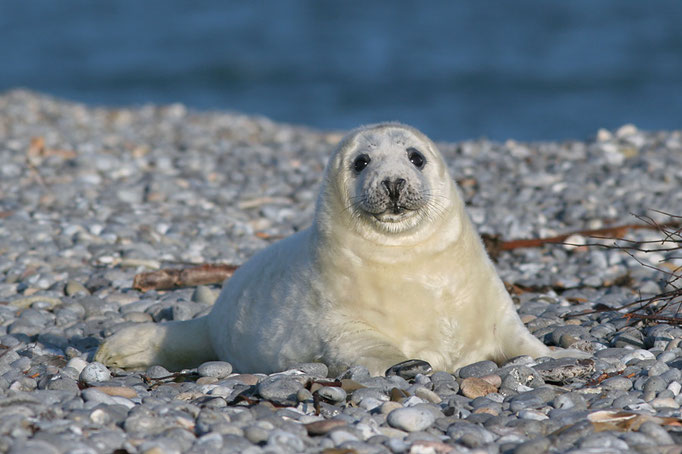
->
[347,132,431,231]
[96,122,583,377]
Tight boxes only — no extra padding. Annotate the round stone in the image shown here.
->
[79,362,111,385]
[316,385,347,403]
[387,407,436,432]
[146,365,171,379]
[460,377,498,399]
[198,361,233,379]
[257,377,304,405]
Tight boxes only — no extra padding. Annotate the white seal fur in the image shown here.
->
[96,123,578,376]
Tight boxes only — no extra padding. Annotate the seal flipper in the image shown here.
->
[95,317,216,371]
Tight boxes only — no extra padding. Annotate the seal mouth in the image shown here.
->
[372,206,416,223]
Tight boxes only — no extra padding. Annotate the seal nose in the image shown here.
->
[382,178,406,202]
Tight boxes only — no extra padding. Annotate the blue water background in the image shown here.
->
[1,1,681,142]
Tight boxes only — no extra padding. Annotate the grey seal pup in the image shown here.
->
[96,123,582,376]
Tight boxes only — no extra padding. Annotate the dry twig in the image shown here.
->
[133,264,238,292]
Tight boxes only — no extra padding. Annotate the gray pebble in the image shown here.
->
[513,436,551,454]
[601,376,633,391]
[447,421,496,447]
[638,421,675,445]
[146,365,171,379]
[266,429,305,452]
[386,407,436,432]
[579,432,630,451]
[198,361,233,379]
[257,376,303,406]
[458,360,498,378]
[317,386,347,404]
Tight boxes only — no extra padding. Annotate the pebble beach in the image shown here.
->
[1,89,682,453]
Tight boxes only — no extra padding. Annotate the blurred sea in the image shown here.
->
[1,0,681,141]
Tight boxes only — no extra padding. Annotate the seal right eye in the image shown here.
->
[353,154,371,173]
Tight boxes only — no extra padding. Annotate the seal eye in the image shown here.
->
[353,154,371,173]
[407,148,426,169]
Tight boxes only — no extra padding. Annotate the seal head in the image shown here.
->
[317,123,459,248]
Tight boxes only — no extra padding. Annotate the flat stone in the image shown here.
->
[385,359,432,379]
[446,421,496,447]
[146,365,171,379]
[387,407,436,432]
[257,376,304,406]
[197,361,233,379]
[65,280,90,296]
[414,387,442,404]
[480,374,502,388]
[458,360,498,378]
[460,377,498,399]
[93,385,138,399]
[601,376,633,391]
[316,385,347,403]
[533,358,594,383]
[304,419,347,436]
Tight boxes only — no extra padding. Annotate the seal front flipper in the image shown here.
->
[95,317,216,371]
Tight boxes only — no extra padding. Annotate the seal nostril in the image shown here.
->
[382,178,404,202]
[381,179,391,194]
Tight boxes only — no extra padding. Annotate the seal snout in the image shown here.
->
[382,178,407,202]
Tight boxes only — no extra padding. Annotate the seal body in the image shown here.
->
[97,123,562,376]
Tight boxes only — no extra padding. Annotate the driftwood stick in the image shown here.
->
[499,222,680,251]
[133,264,238,292]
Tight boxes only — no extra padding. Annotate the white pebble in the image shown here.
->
[79,362,111,385]
[387,407,436,432]
[65,357,88,374]
[667,381,681,396]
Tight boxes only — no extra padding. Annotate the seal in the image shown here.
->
[96,123,577,376]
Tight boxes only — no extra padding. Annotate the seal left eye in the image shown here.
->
[353,154,371,173]
[407,148,426,169]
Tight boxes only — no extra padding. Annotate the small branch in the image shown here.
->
[133,264,238,292]
[623,313,682,325]
[498,222,680,251]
